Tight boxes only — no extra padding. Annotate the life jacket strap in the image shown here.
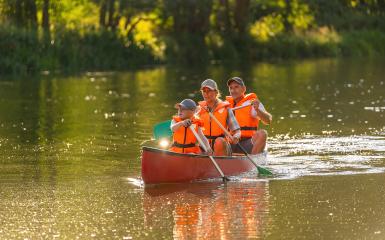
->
[240,126,258,131]
[204,134,225,140]
[171,142,196,148]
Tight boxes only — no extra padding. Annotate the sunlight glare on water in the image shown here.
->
[0,58,384,239]
[266,135,385,179]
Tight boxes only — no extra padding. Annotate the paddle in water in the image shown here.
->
[189,125,230,182]
[153,120,229,182]
[202,108,273,176]
[153,120,172,140]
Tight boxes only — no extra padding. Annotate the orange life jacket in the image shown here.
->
[226,93,259,138]
[169,116,203,154]
[197,100,230,145]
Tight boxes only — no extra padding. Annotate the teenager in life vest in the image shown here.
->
[226,77,272,154]
[197,79,241,156]
[169,99,212,154]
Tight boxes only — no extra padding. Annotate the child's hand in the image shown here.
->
[182,119,192,127]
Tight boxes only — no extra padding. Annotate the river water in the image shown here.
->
[0,58,384,239]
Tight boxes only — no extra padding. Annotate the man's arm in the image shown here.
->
[227,109,241,144]
[251,100,272,125]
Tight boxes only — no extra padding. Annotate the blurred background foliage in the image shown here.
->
[0,0,384,74]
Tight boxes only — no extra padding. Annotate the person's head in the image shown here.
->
[227,77,246,100]
[200,79,221,103]
[175,99,197,119]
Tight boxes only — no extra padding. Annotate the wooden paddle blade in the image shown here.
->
[257,166,273,176]
[153,120,172,140]
[223,176,231,182]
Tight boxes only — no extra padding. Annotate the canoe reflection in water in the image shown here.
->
[143,181,269,239]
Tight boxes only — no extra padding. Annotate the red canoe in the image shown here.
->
[141,146,267,184]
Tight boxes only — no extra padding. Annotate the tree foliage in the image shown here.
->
[0,0,384,74]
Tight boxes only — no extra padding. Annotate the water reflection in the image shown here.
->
[143,181,269,239]
[0,57,384,239]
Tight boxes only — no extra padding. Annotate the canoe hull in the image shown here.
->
[141,146,263,184]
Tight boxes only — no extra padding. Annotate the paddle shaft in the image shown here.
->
[205,109,272,174]
[231,103,251,111]
[188,125,228,180]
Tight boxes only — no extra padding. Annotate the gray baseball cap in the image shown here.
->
[176,99,197,111]
[227,77,245,86]
[201,79,218,90]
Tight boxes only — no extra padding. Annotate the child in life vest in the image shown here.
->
[169,99,213,154]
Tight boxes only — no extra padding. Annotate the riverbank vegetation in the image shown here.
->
[0,0,384,74]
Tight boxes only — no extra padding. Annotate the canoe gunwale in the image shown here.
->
[141,146,250,160]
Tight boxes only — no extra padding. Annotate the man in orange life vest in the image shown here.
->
[169,99,213,154]
[198,79,241,156]
[226,77,272,154]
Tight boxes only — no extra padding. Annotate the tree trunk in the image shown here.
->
[234,0,250,34]
[25,0,38,29]
[99,0,107,28]
[283,0,292,32]
[223,0,232,33]
[15,0,23,27]
[42,0,50,41]
[107,0,115,29]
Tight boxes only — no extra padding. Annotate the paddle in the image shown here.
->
[153,120,229,182]
[188,125,230,182]
[153,120,172,140]
[203,108,273,176]
[231,102,252,111]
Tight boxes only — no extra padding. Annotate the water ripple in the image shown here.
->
[265,135,385,179]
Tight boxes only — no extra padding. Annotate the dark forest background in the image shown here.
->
[1,0,384,74]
